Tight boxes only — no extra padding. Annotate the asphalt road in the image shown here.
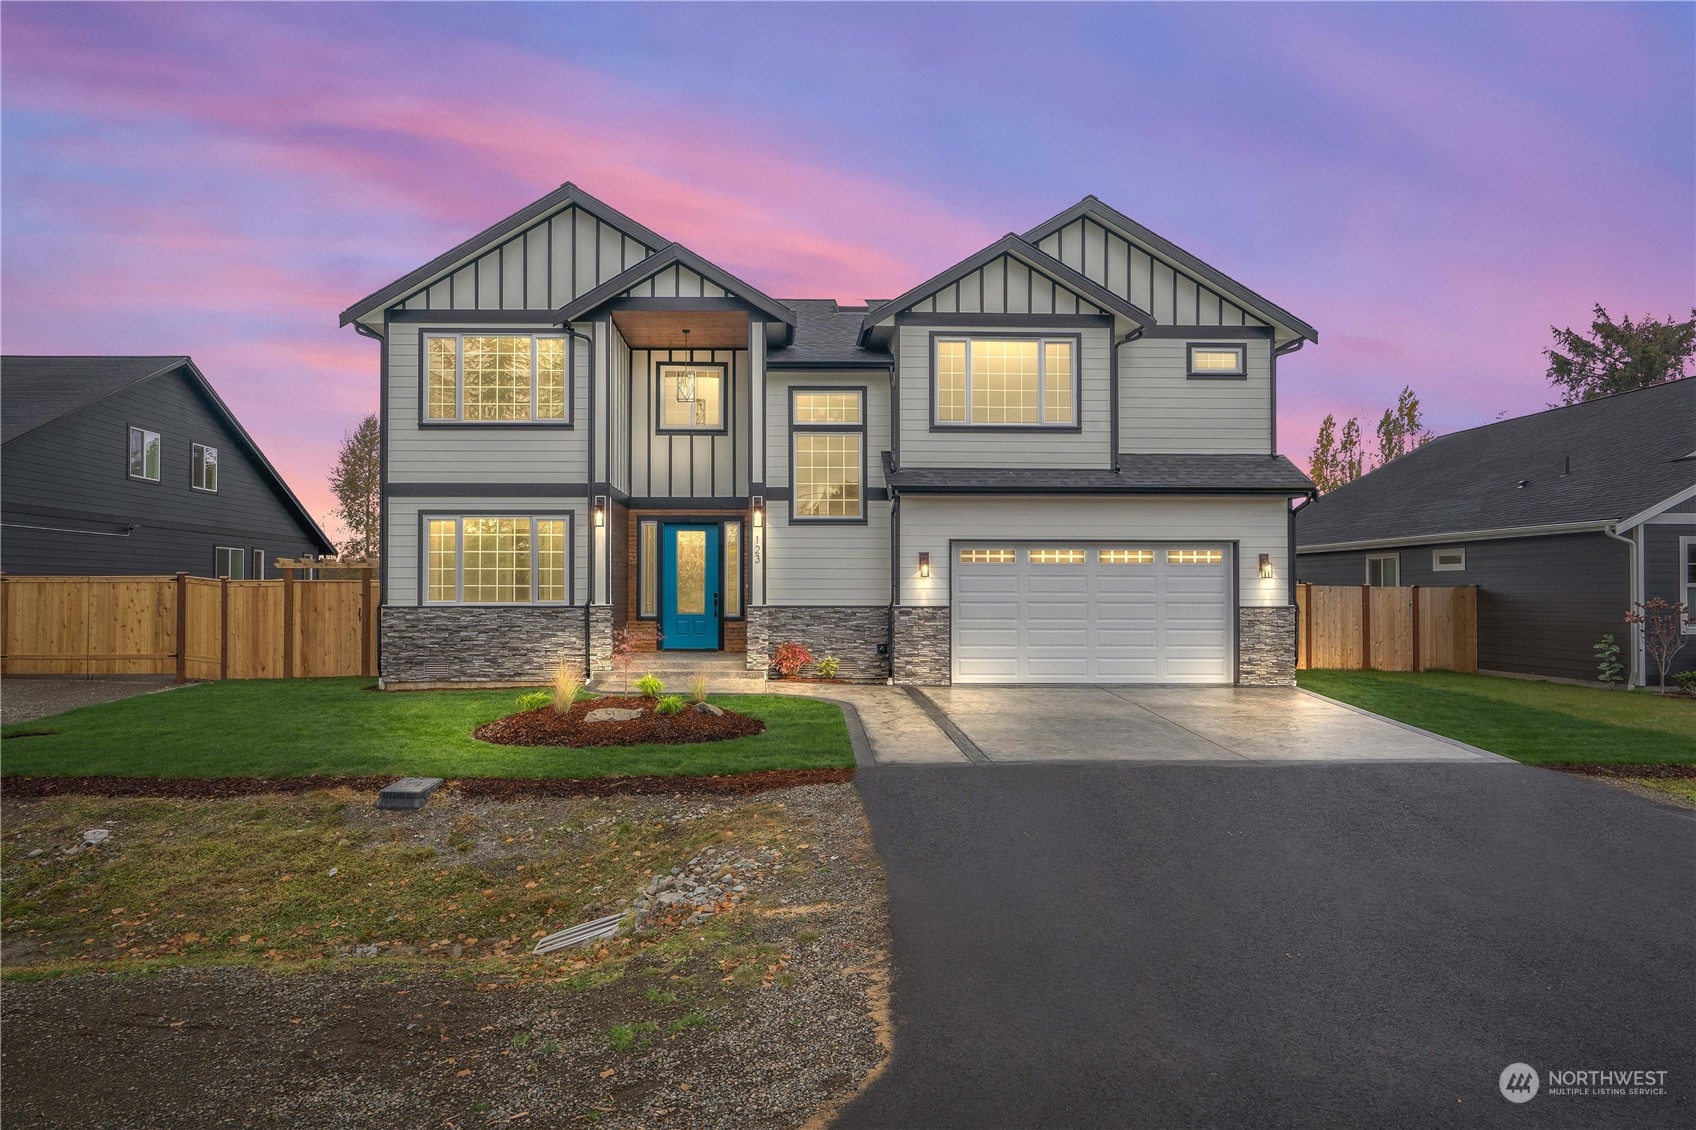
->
[838,762,1696,1129]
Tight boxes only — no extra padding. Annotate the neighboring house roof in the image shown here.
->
[885,453,1314,495]
[1022,196,1320,344]
[556,242,796,336]
[1297,377,1696,550]
[1,355,337,554]
[767,300,892,368]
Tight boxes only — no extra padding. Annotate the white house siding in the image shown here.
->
[897,495,1290,607]
[897,324,1113,469]
[1120,337,1272,454]
[624,348,751,498]
[386,322,591,485]
[384,495,588,607]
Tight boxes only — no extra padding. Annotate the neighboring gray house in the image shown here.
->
[340,184,1318,687]
[2,356,335,578]
[1297,378,1695,685]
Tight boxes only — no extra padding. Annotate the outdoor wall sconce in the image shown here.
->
[751,495,764,528]
[919,551,931,578]
[1258,552,1274,579]
[593,495,607,528]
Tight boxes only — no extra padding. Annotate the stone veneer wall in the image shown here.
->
[1238,606,1297,686]
[589,606,615,677]
[745,606,890,680]
[892,606,951,686]
[382,606,587,683]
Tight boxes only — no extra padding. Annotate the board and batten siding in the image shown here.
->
[384,322,591,486]
[899,495,1290,606]
[396,205,654,313]
[1120,336,1272,455]
[624,348,751,499]
[1034,216,1271,330]
[897,324,1113,469]
[906,254,1105,316]
[760,371,892,606]
[384,496,588,607]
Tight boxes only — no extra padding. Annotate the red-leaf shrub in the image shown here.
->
[770,641,814,678]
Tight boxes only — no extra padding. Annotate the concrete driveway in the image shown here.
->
[914,685,1498,763]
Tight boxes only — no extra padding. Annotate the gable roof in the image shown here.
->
[556,242,796,338]
[337,182,668,326]
[1024,196,1319,344]
[767,300,891,368]
[858,233,1156,345]
[1,355,336,554]
[1296,377,1696,550]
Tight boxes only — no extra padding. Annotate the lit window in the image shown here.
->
[959,549,1016,564]
[214,546,245,579]
[793,392,862,424]
[428,520,457,602]
[425,516,569,604]
[934,337,1075,426]
[191,444,218,492]
[792,388,865,521]
[639,520,658,617]
[1100,549,1155,565]
[536,520,566,602]
[423,334,568,422]
[1432,548,1466,572]
[1030,548,1086,565]
[1366,554,1400,586]
[659,362,725,431]
[1187,344,1246,378]
[1168,549,1224,565]
[724,520,742,617]
[128,426,161,481]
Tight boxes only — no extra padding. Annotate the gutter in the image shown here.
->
[1602,522,1642,686]
[1298,521,1612,555]
[561,321,597,674]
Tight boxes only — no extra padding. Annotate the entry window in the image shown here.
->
[1366,554,1400,586]
[792,388,865,520]
[191,443,218,492]
[638,520,659,618]
[723,520,742,617]
[958,548,1016,564]
[1187,343,1247,378]
[1099,549,1155,565]
[128,426,161,481]
[424,515,569,604]
[1168,549,1224,564]
[214,546,245,579]
[658,362,726,431]
[934,337,1076,426]
[424,334,568,423]
[1030,548,1086,565]
[1432,548,1466,572]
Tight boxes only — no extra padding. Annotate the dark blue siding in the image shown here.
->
[1642,520,1696,681]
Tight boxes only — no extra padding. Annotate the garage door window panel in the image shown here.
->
[932,334,1079,429]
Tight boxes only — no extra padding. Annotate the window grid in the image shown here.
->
[129,427,161,481]
[1168,549,1224,565]
[426,516,570,605]
[1099,549,1155,565]
[424,335,567,423]
[936,340,967,423]
[724,521,742,617]
[1030,548,1087,565]
[463,337,533,421]
[794,434,862,517]
[536,339,566,420]
[936,337,1076,427]
[427,337,457,419]
[959,549,1017,564]
[427,521,457,602]
[793,392,862,424]
[659,363,725,430]
[536,520,566,602]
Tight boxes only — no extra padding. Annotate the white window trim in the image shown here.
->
[421,513,573,606]
[1432,548,1467,572]
[932,335,1080,428]
[1681,535,1695,634]
[191,443,218,493]
[422,333,570,425]
[214,546,244,580]
[128,425,161,482]
[1366,553,1400,586]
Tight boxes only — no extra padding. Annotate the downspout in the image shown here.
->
[888,488,900,684]
[1110,328,1145,474]
[562,322,597,675]
[1602,522,1641,686]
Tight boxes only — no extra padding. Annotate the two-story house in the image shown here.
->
[339,185,1316,687]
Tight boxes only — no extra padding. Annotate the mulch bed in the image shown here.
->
[0,768,853,801]
[1548,764,1696,780]
[473,695,764,748]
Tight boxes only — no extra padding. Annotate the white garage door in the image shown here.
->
[952,542,1233,684]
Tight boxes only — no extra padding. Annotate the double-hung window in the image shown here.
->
[933,336,1076,427]
[128,426,161,481]
[191,443,218,492]
[791,389,865,521]
[424,334,568,423]
[424,516,570,604]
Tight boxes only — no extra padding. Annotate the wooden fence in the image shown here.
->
[0,573,378,680]
[1296,583,1477,673]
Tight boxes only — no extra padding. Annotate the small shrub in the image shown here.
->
[1594,634,1625,686]
[654,694,687,716]
[1673,670,1696,694]
[770,641,814,678]
[634,672,665,698]
[515,691,552,712]
[689,670,710,704]
[552,660,586,711]
[815,655,841,679]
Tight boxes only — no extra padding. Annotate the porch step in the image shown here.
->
[591,652,768,694]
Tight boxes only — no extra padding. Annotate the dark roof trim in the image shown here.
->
[2,356,187,447]
[1022,197,1319,344]
[338,183,668,327]
[858,233,1156,345]
[1297,522,1612,554]
[765,360,893,371]
[890,482,1312,497]
[555,242,796,332]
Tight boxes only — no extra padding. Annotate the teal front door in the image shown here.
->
[661,524,720,650]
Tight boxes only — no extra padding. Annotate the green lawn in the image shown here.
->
[1298,670,1696,765]
[0,678,853,779]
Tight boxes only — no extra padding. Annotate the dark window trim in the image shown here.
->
[1186,341,1249,380]
[190,442,219,493]
[415,328,575,427]
[654,359,730,435]
[927,331,1085,433]
[634,514,748,625]
[415,509,577,607]
[788,385,869,525]
[127,423,161,483]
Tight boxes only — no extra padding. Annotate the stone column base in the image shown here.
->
[1239,606,1297,686]
[893,606,950,685]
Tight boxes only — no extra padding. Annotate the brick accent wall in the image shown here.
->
[745,605,890,680]
[381,606,586,683]
[893,606,951,685]
[1238,606,1297,686]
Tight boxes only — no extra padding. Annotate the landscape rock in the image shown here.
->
[692,702,725,716]
[584,707,643,723]
[81,829,111,848]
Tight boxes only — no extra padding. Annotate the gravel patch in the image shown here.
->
[1,677,182,724]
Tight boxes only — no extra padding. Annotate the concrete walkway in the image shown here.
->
[763,683,968,764]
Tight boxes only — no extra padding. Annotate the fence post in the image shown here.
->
[1360,585,1373,671]
[360,570,375,677]
[219,576,231,680]
[1410,586,1421,673]
[175,573,189,683]
[282,567,295,679]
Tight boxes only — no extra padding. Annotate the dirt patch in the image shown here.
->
[474,695,766,748]
[0,768,851,801]
[1548,764,1696,780]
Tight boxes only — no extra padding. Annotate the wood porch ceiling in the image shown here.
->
[612,309,749,349]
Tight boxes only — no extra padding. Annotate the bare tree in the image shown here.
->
[1625,598,1691,691]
